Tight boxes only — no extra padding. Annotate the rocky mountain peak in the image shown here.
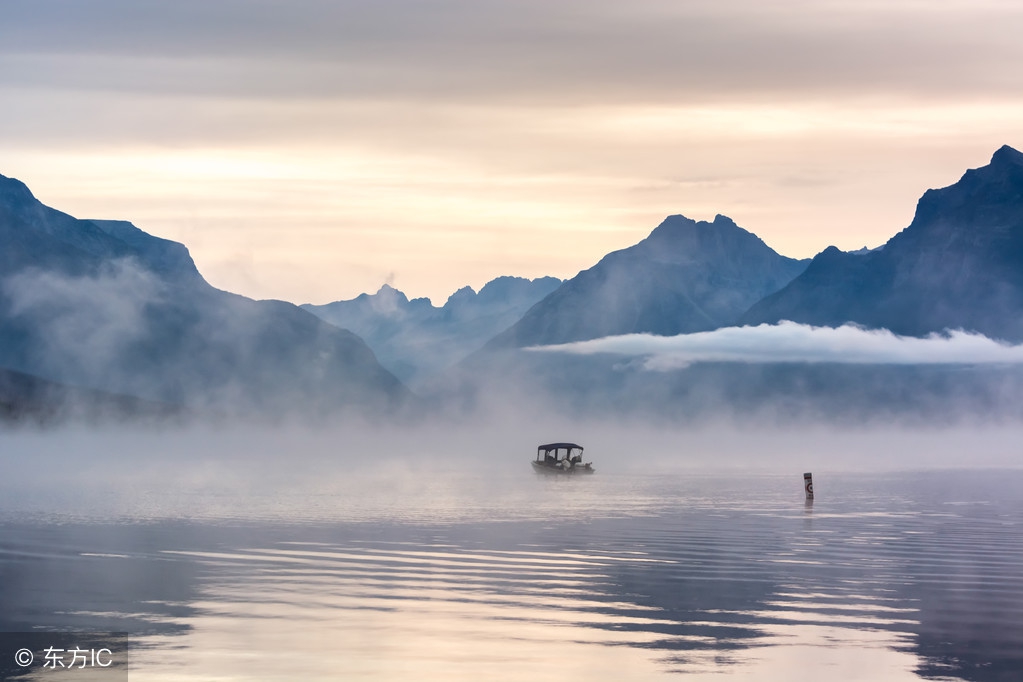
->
[991,144,1023,168]
[0,173,38,208]
[897,144,1023,245]
[742,145,1023,341]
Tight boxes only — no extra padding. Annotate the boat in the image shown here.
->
[531,442,594,475]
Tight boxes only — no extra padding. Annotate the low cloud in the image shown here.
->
[4,259,164,380]
[530,321,1023,369]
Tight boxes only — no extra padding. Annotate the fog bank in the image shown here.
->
[2,419,1020,523]
[532,322,1023,368]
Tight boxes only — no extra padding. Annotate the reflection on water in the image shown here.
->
[1,471,1022,681]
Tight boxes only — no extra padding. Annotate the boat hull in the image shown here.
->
[531,461,595,475]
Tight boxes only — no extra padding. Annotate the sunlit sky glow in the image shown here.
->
[3,0,1023,304]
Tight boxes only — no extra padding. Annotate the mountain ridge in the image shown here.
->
[485,213,809,349]
[303,275,562,382]
[741,144,1023,341]
[0,172,411,417]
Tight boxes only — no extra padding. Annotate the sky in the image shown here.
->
[3,0,1023,305]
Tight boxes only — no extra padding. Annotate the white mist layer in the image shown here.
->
[1,421,1021,523]
[530,322,1023,369]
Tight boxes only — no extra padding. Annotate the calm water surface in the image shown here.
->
[1,470,1021,681]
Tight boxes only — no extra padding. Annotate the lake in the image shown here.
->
[1,465,1021,681]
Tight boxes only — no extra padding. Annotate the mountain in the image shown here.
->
[434,174,1023,422]
[0,173,410,416]
[0,367,182,424]
[303,276,561,383]
[742,145,1023,341]
[485,214,808,349]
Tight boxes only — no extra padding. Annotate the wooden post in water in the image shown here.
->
[803,472,814,501]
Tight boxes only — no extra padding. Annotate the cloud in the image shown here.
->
[3,0,1022,103]
[3,259,164,383]
[5,1,1023,306]
[529,322,1023,369]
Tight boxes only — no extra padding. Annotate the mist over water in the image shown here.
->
[2,419,1021,522]
[2,419,1021,681]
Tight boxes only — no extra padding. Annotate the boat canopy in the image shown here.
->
[537,443,583,452]
[533,442,592,473]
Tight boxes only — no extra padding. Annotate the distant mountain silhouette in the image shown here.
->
[485,214,808,348]
[429,149,1023,422]
[303,276,561,383]
[10,143,1023,424]
[0,173,409,416]
[742,145,1023,341]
